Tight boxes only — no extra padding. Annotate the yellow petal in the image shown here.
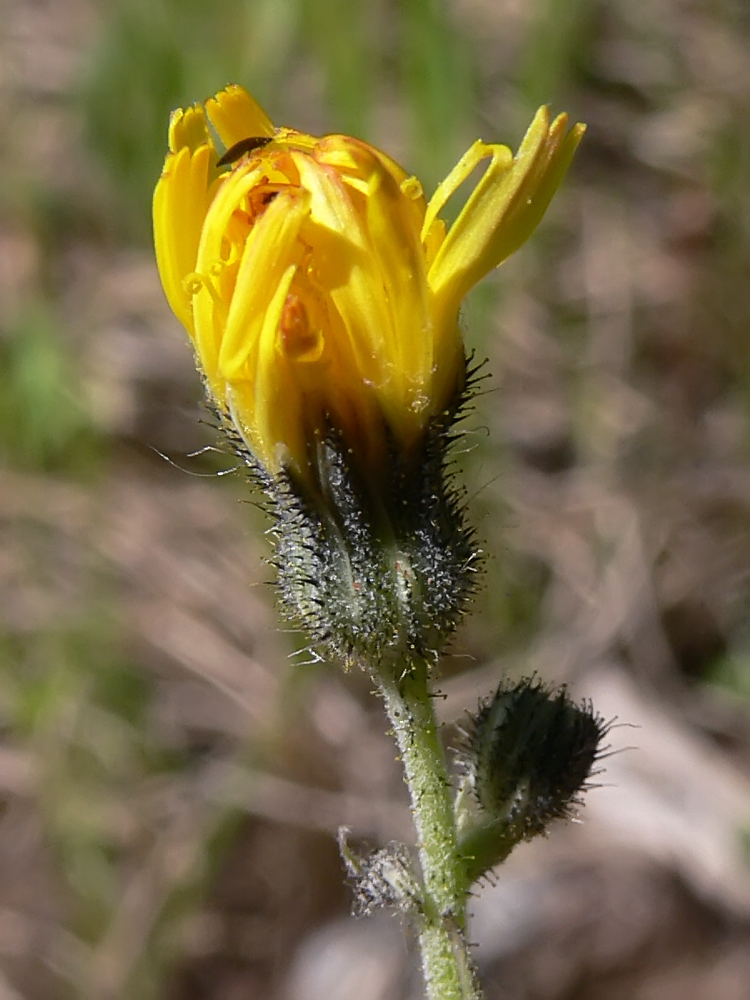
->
[169,103,212,154]
[219,191,309,380]
[293,150,366,249]
[250,266,305,469]
[421,140,513,245]
[153,142,214,334]
[304,140,440,431]
[205,83,275,149]
[191,163,265,377]
[292,153,393,393]
[357,151,433,406]
[478,111,585,269]
[428,107,585,316]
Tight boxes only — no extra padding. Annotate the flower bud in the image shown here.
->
[456,679,607,882]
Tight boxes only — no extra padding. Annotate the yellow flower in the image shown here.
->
[154,84,584,481]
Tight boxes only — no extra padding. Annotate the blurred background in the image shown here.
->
[1,0,750,997]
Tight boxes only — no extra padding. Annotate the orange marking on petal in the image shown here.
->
[280,295,323,362]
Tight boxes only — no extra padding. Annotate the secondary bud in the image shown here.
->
[456,678,608,882]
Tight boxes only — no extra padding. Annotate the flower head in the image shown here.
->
[153,86,584,666]
[154,84,584,483]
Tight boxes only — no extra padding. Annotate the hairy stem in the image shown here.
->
[376,663,482,1000]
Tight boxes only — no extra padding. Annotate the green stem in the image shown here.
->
[376,663,482,1000]
[457,820,516,887]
